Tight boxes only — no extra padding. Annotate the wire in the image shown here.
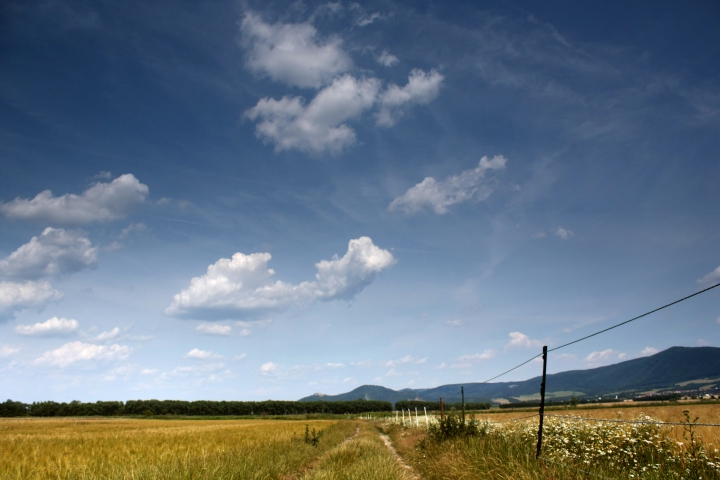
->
[544,414,720,427]
[477,352,543,384]
[539,456,615,480]
[548,283,720,353]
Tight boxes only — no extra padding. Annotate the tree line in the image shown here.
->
[0,398,392,417]
[395,400,491,411]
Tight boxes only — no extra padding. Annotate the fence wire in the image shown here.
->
[544,413,720,427]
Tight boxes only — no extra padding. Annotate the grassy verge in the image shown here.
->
[383,411,720,479]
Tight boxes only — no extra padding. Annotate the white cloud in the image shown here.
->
[139,368,157,375]
[165,236,394,319]
[354,11,382,27]
[0,280,63,320]
[184,348,222,360]
[640,347,659,357]
[697,339,711,346]
[389,155,507,215]
[35,341,131,367]
[531,232,546,239]
[555,226,574,240]
[444,320,462,327]
[0,228,97,280]
[717,317,720,325]
[245,75,380,154]
[384,355,427,367]
[458,349,496,362]
[234,319,271,336]
[377,49,398,67]
[233,353,247,361]
[195,322,232,336]
[15,316,79,336]
[94,327,120,342]
[171,362,227,376]
[697,265,720,288]
[260,362,278,374]
[239,12,351,88]
[120,223,146,239]
[506,331,543,349]
[0,174,148,224]
[0,344,21,357]
[584,349,625,364]
[376,69,444,126]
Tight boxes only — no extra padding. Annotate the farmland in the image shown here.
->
[0,417,412,480]
[2,403,719,479]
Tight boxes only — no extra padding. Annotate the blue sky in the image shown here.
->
[1,0,718,402]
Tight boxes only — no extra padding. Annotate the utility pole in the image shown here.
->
[536,346,548,459]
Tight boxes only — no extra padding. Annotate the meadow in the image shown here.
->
[384,403,720,479]
[0,417,413,480]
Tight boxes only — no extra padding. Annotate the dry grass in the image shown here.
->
[0,417,356,479]
[476,403,720,443]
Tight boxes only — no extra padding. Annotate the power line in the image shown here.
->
[549,283,720,353]
[452,283,719,390]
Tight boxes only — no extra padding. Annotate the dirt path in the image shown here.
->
[379,432,423,480]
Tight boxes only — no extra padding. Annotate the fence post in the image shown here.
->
[536,345,548,459]
[461,386,465,424]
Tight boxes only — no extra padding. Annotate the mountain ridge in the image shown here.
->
[299,346,720,405]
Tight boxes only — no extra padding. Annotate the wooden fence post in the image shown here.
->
[536,346,548,459]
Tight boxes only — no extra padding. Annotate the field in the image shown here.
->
[385,403,720,479]
[2,403,719,479]
[0,417,413,480]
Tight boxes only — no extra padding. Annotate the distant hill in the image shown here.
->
[299,346,720,405]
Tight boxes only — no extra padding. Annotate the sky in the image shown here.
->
[0,0,718,403]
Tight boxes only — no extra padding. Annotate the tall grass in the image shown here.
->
[0,418,356,479]
[384,408,720,479]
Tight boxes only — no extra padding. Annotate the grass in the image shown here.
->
[0,417,414,480]
[0,417,355,479]
[382,403,720,479]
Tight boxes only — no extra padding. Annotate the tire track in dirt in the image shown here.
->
[379,432,423,480]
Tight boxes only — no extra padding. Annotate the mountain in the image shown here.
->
[299,346,720,405]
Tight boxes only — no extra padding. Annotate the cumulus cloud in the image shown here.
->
[697,265,720,288]
[0,228,97,280]
[165,237,394,319]
[640,347,659,357]
[35,341,131,367]
[184,348,222,359]
[235,319,272,336]
[0,174,148,224]
[555,226,574,240]
[389,155,507,215]
[377,50,398,67]
[506,331,543,349]
[260,362,278,374]
[376,69,444,126]
[0,280,63,321]
[458,349,496,362]
[245,75,380,154]
[240,12,351,88]
[14,316,78,336]
[195,322,232,336]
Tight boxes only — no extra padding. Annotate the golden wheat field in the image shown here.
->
[0,417,414,480]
